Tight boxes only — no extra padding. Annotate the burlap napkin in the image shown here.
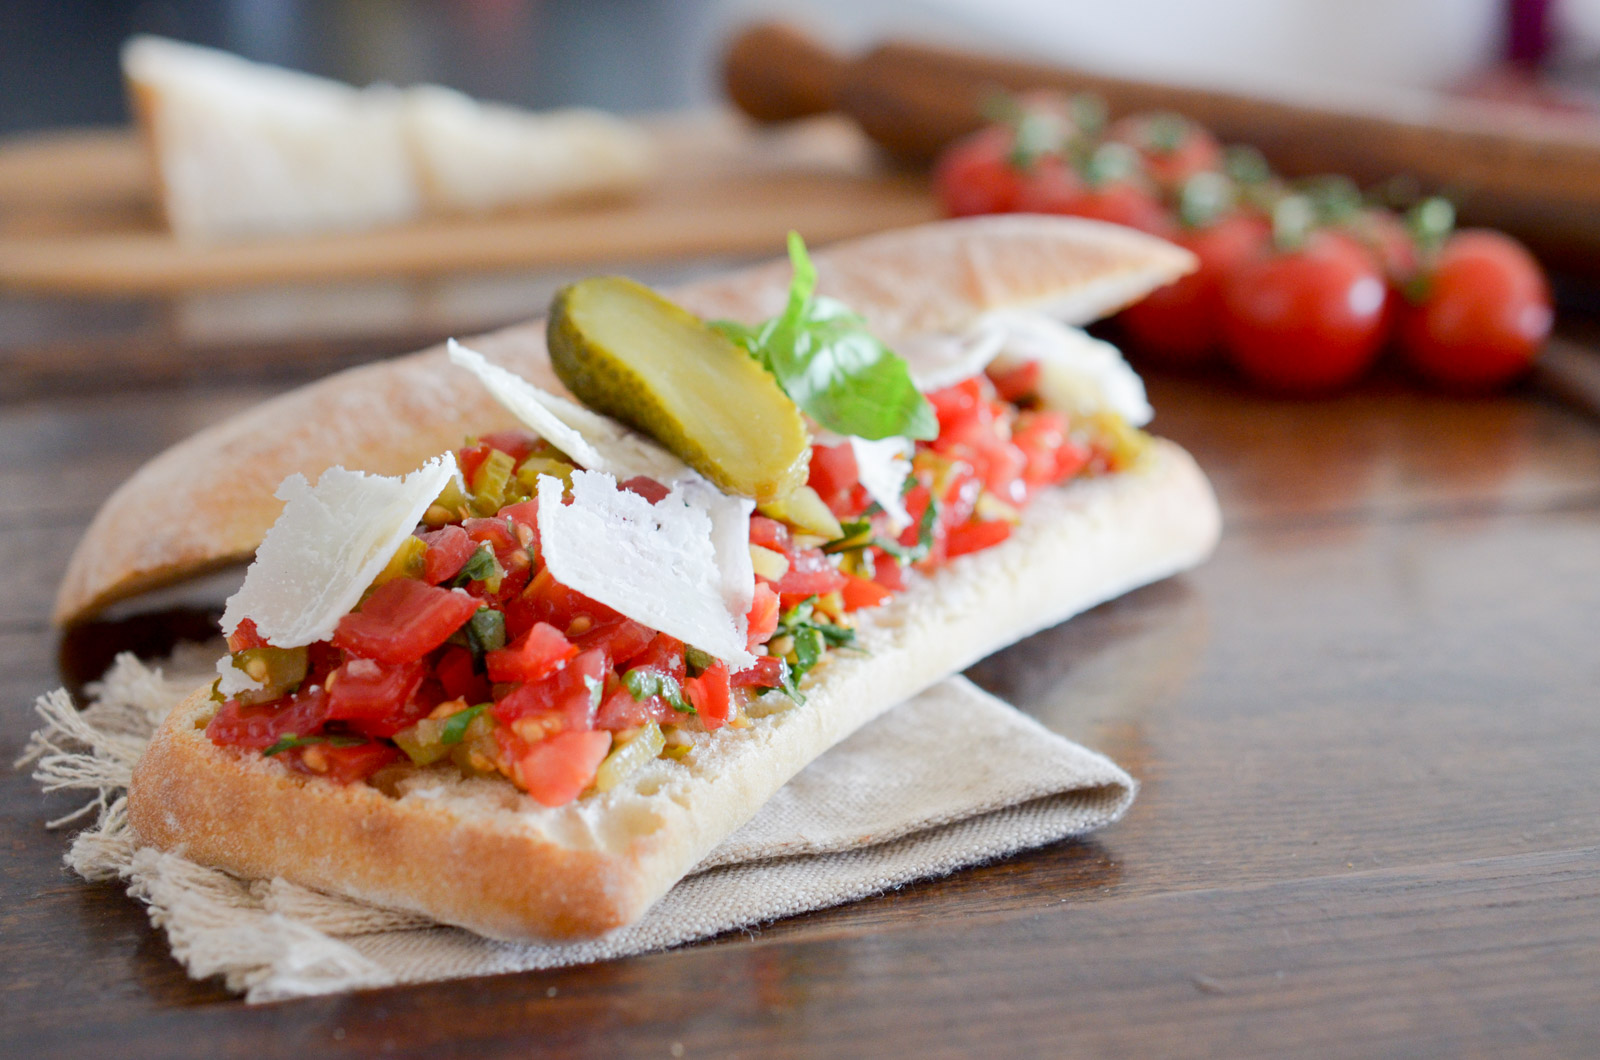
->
[23,646,1135,1004]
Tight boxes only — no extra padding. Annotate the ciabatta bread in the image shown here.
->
[53,215,1194,626]
[129,439,1217,941]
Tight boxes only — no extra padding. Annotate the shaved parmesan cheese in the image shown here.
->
[447,340,690,483]
[980,312,1152,427]
[538,471,756,669]
[220,454,457,647]
[682,478,756,621]
[215,656,263,696]
[848,436,912,531]
[897,327,1005,392]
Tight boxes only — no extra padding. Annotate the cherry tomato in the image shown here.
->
[935,126,1027,217]
[1398,230,1552,390]
[1107,112,1223,191]
[1017,163,1170,234]
[1119,212,1270,366]
[1220,234,1388,393]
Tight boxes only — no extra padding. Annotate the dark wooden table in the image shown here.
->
[3,283,1598,1057]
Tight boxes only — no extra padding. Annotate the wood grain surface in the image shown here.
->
[3,310,1598,1055]
[0,113,935,295]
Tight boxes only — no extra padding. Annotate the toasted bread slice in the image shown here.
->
[129,439,1217,941]
[53,215,1194,626]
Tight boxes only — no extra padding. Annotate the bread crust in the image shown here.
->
[128,439,1219,941]
[53,216,1192,626]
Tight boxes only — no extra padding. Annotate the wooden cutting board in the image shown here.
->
[0,112,937,295]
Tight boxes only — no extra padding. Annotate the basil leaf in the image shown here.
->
[774,658,805,705]
[439,703,489,745]
[874,501,938,565]
[452,543,502,587]
[262,733,365,757]
[623,668,695,714]
[713,233,937,442]
[465,608,506,655]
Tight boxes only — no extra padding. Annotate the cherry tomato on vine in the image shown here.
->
[1220,233,1389,393]
[1107,112,1223,191]
[934,126,1027,217]
[1398,230,1552,390]
[1119,211,1270,367]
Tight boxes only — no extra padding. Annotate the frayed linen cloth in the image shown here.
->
[21,646,1135,1004]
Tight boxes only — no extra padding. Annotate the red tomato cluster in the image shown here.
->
[935,93,1553,394]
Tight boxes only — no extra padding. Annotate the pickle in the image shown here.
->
[758,484,842,540]
[593,721,666,793]
[227,646,308,705]
[547,277,811,503]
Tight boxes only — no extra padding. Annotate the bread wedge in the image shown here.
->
[53,215,1194,626]
[129,438,1217,940]
[122,36,654,242]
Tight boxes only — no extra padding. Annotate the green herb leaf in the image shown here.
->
[712,233,937,442]
[465,607,507,655]
[439,703,489,745]
[262,733,366,757]
[623,668,695,714]
[775,657,805,705]
[452,543,503,588]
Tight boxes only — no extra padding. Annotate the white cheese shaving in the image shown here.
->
[847,436,913,531]
[215,656,263,696]
[537,471,756,669]
[447,339,691,484]
[897,328,1005,393]
[219,454,458,647]
[975,312,1153,427]
[682,478,756,622]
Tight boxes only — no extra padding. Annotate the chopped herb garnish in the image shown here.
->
[773,596,857,684]
[439,703,489,745]
[713,233,937,442]
[465,607,507,655]
[684,646,716,677]
[820,501,936,566]
[452,543,503,587]
[623,668,695,714]
[775,658,805,705]
[262,733,366,757]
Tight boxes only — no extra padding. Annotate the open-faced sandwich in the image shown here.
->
[56,217,1220,941]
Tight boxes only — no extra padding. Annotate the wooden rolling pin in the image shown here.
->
[723,23,1600,277]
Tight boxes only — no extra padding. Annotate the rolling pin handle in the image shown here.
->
[722,22,847,123]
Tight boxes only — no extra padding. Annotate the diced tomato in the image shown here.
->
[806,443,860,513]
[684,662,732,730]
[747,515,791,552]
[515,567,623,637]
[628,633,687,682]
[207,685,330,750]
[574,618,656,667]
[619,476,671,503]
[731,655,785,690]
[774,548,848,598]
[871,550,906,592]
[513,730,613,807]
[226,617,270,653]
[946,520,1013,558]
[1013,410,1069,487]
[840,573,893,612]
[595,683,678,729]
[325,657,428,738]
[900,485,934,546]
[477,430,540,463]
[462,517,520,563]
[988,360,1042,404]
[491,647,607,732]
[486,621,577,684]
[283,741,403,784]
[420,525,474,584]
[333,579,480,666]
[457,442,493,487]
[745,582,780,650]
[926,377,990,433]
[435,644,488,703]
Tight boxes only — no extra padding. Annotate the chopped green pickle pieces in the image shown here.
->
[593,721,667,793]
[547,276,811,503]
[228,645,309,705]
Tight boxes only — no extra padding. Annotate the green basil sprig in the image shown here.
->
[623,668,695,714]
[714,233,937,443]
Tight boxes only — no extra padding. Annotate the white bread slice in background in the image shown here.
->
[403,84,653,213]
[121,36,655,243]
[122,35,420,243]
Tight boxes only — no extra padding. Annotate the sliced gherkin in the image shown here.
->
[547,276,811,504]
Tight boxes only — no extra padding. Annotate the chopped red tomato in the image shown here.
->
[420,525,474,584]
[774,548,848,598]
[871,550,906,591]
[325,657,428,738]
[988,359,1041,404]
[511,729,613,807]
[492,647,607,732]
[457,442,493,487]
[486,622,577,684]
[684,661,732,730]
[516,567,623,638]
[462,517,521,563]
[628,633,687,681]
[332,579,479,666]
[745,582,780,649]
[283,740,403,784]
[946,520,1012,558]
[207,685,329,750]
[226,617,271,653]
[731,655,785,690]
[477,431,540,463]
[840,573,893,612]
[574,617,656,668]
[435,644,489,703]
[806,443,860,514]
[619,476,671,503]
[747,515,791,552]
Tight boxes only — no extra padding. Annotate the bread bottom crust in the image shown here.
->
[128,439,1220,941]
